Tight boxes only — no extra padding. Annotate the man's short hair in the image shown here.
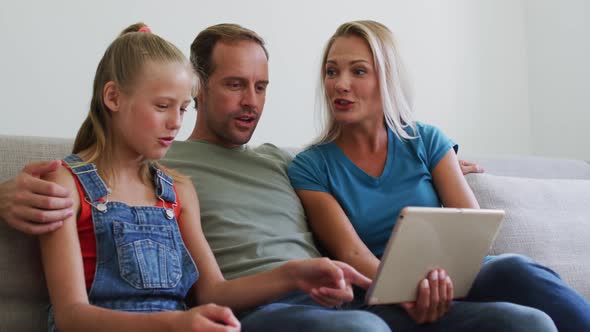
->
[190,23,268,85]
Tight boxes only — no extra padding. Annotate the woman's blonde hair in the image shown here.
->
[314,20,416,145]
[73,22,194,184]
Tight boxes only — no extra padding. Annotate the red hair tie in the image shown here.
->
[138,26,151,33]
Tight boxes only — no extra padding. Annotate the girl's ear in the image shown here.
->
[103,81,121,112]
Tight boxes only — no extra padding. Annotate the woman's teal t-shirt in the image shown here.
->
[288,122,456,257]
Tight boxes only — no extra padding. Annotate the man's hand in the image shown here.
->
[401,269,454,324]
[291,258,371,308]
[459,159,484,175]
[0,160,73,235]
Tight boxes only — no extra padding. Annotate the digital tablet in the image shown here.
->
[365,207,504,305]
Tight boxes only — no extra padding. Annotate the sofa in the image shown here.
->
[1,134,589,331]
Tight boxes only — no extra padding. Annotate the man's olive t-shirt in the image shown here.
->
[163,140,321,280]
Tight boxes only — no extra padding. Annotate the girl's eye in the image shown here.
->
[157,104,168,109]
[180,108,188,113]
[325,68,337,77]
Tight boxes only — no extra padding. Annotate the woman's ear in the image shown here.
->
[103,81,121,112]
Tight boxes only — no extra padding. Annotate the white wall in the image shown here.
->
[0,0,586,158]
[525,0,590,159]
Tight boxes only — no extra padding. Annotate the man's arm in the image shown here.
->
[0,160,73,235]
[458,159,484,175]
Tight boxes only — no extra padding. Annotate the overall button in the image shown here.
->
[165,208,175,220]
[96,203,108,212]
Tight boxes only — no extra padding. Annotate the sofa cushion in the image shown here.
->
[467,173,590,299]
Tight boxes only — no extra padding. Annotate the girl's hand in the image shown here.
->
[178,303,241,332]
[291,258,372,307]
[401,269,454,324]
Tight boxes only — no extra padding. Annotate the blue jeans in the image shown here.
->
[240,290,556,332]
[467,254,590,332]
[240,254,590,331]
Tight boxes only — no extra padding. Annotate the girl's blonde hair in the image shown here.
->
[314,20,416,145]
[73,22,194,184]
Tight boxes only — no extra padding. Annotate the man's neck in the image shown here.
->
[187,133,246,150]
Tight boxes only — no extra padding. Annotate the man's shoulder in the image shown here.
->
[165,139,231,162]
[166,140,202,159]
[252,143,296,164]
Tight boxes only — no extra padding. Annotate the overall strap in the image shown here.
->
[152,165,176,204]
[63,154,109,203]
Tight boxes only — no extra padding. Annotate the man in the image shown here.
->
[2,24,561,332]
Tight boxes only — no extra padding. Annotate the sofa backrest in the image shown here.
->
[0,135,73,331]
[1,134,589,331]
[462,154,590,180]
[282,147,590,180]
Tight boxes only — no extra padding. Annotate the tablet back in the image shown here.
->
[365,207,504,305]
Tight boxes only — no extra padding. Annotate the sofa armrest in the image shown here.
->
[467,173,590,300]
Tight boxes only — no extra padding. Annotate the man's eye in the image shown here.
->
[256,85,267,92]
[227,82,242,89]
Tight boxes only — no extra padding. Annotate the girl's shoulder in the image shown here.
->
[174,178,197,212]
[40,160,82,211]
[42,161,78,190]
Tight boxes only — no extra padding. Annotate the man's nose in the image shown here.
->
[241,85,258,110]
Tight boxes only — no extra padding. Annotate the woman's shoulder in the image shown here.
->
[402,122,450,147]
[292,144,332,165]
[288,144,334,178]
[413,121,444,137]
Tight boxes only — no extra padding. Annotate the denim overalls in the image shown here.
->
[48,154,199,331]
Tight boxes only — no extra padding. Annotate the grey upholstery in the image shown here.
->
[1,134,589,331]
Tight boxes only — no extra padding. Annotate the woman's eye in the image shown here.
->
[157,104,168,109]
[325,68,336,77]
[354,68,367,75]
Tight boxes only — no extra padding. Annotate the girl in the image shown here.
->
[41,23,369,332]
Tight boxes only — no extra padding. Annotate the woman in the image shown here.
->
[288,20,589,332]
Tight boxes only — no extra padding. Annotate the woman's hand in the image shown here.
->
[177,303,241,332]
[401,268,454,324]
[290,258,372,307]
